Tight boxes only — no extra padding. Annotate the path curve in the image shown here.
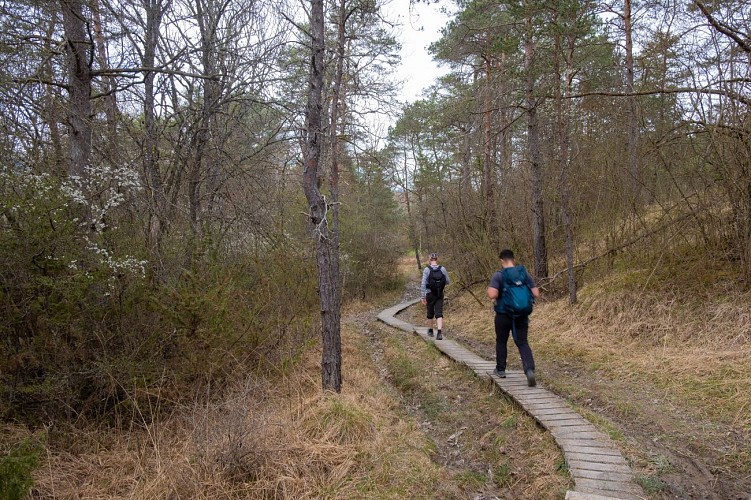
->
[378,299,645,500]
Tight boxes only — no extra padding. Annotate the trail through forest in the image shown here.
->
[351,273,571,498]
[417,276,751,500]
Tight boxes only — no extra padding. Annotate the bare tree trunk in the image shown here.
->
[304,0,341,392]
[554,20,577,304]
[460,124,472,194]
[60,0,92,179]
[497,51,510,216]
[524,11,547,279]
[326,0,346,360]
[624,0,640,202]
[403,149,421,270]
[142,0,168,273]
[43,10,63,173]
[482,55,496,242]
[197,0,225,219]
[91,0,118,144]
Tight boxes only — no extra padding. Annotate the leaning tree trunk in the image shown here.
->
[304,0,342,392]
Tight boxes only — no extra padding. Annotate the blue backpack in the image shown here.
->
[494,265,533,317]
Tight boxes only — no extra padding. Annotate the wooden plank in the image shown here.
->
[503,390,551,400]
[569,468,634,483]
[573,491,637,500]
[537,413,588,422]
[552,430,610,441]
[519,403,572,412]
[512,393,563,401]
[539,413,588,422]
[575,478,642,495]
[544,419,592,428]
[566,460,632,474]
[521,398,573,407]
[563,445,624,457]
[566,491,631,500]
[545,425,597,434]
[533,408,581,416]
[522,391,568,399]
[502,378,531,384]
[557,439,614,449]
[565,452,629,465]
[513,397,566,406]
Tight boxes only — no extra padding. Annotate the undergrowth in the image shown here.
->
[23,318,444,498]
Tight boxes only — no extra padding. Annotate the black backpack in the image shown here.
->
[427,266,446,296]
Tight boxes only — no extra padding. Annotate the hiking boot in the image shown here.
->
[436,331,443,340]
[427,329,434,337]
[525,369,536,387]
[493,369,506,378]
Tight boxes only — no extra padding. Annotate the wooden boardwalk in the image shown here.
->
[377,299,644,500]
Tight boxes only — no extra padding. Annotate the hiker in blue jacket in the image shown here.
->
[421,253,450,340]
[487,249,540,386]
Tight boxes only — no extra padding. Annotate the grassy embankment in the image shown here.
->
[445,247,751,496]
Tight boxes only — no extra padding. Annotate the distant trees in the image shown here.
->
[387,0,751,294]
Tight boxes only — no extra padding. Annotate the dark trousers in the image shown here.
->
[426,292,443,319]
[495,313,535,372]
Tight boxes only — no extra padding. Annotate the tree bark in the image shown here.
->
[524,10,547,279]
[403,148,421,270]
[91,0,118,144]
[142,0,168,272]
[624,0,640,201]
[482,54,496,242]
[60,0,93,179]
[304,0,341,392]
[554,17,577,304]
[43,10,63,173]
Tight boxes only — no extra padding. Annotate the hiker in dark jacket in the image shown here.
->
[421,253,450,340]
[487,249,540,386]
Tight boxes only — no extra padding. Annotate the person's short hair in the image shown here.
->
[429,252,438,261]
[499,249,514,261]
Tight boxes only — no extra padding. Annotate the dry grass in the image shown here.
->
[447,258,751,428]
[25,322,443,499]
[378,319,571,498]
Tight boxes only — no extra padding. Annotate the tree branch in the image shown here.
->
[562,87,751,107]
[538,212,694,289]
[693,0,751,54]
[92,67,221,81]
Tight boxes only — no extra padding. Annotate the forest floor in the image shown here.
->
[413,268,751,500]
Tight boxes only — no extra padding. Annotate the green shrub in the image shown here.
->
[0,437,43,500]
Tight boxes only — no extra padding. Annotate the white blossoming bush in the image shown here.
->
[61,163,148,278]
[0,163,153,421]
[0,160,321,425]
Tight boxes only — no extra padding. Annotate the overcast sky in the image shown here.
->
[387,0,452,103]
